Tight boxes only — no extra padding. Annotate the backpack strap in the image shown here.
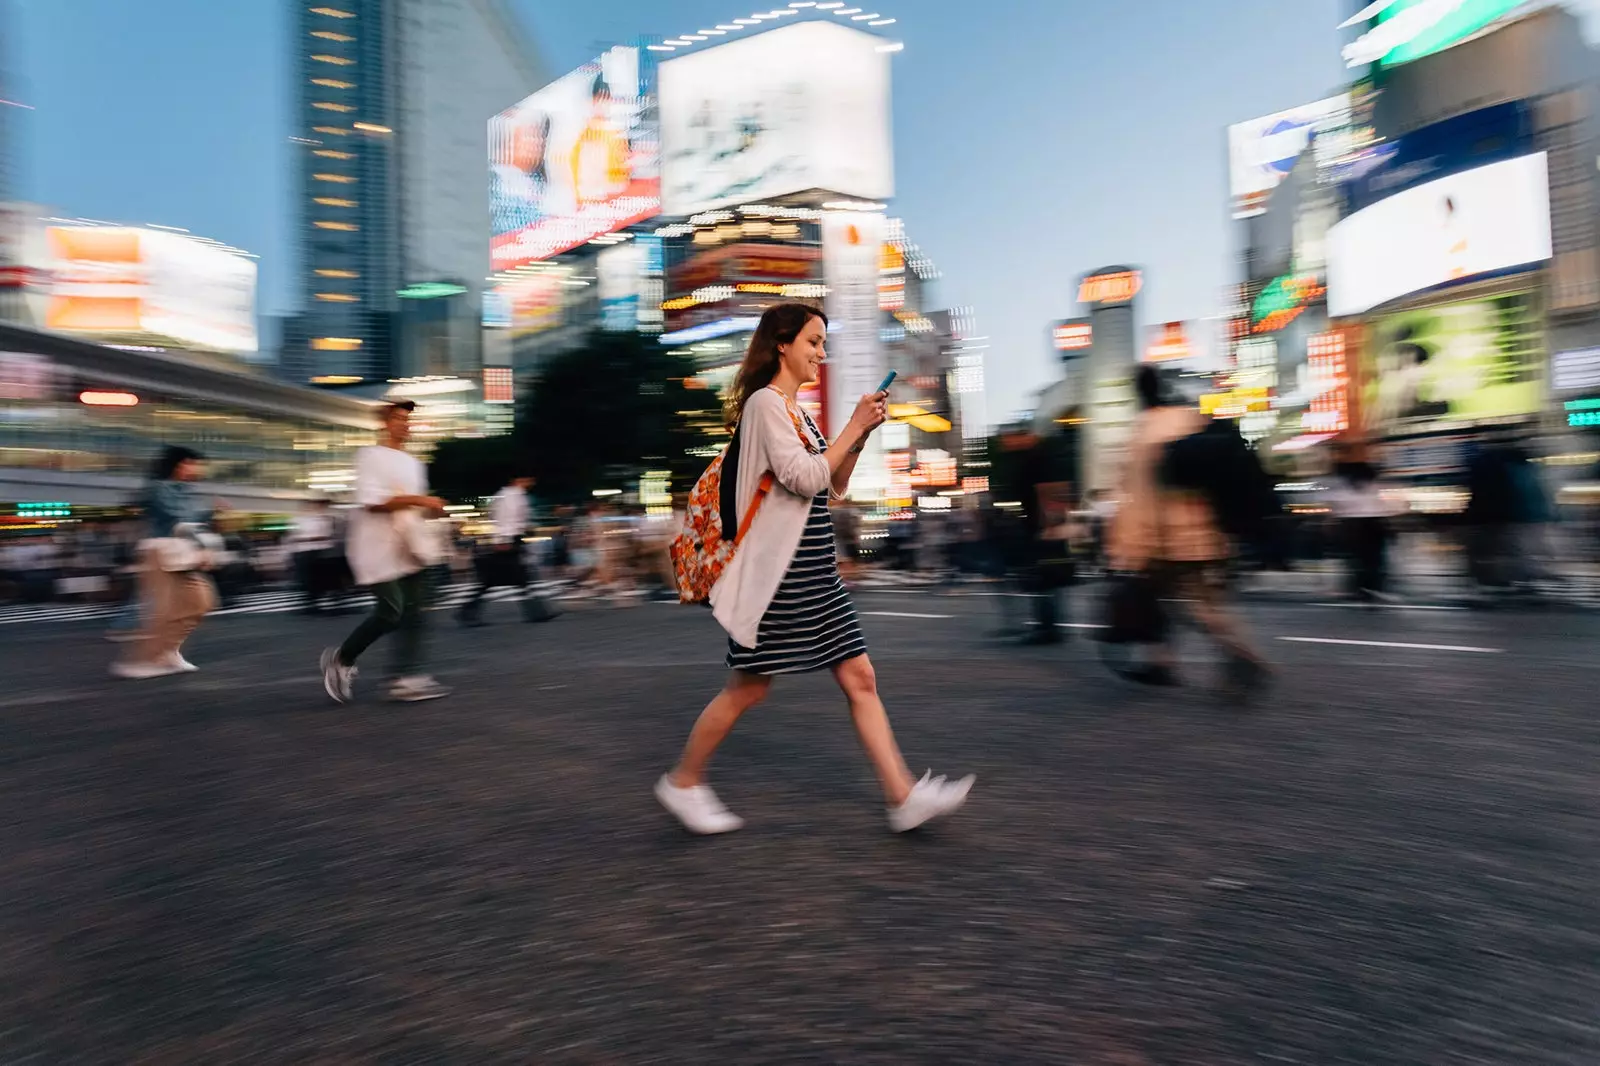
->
[764,384,819,452]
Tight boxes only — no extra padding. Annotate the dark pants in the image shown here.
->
[295,550,335,611]
[460,545,533,621]
[337,570,428,676]
[1345,518,1389,598]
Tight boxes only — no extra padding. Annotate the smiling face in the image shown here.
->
[778,314,827,386]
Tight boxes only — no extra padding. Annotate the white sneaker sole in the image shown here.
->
[890,775,976,833]
[388,689,450,703]
[320,648,351,704]
[654,776,744,835]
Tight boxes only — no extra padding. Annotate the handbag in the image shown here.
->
[1096,570,1167,644]
[142,527,224,573]
[395,509,446,569]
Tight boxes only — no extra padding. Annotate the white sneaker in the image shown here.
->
[166,652,199,673]
[111,659,181,681]
[655,774,745,835]
[388,675,450,703]
[888,771,976,833]
[320,646,358,704]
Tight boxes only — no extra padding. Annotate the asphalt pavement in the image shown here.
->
[1,586,1595,1064]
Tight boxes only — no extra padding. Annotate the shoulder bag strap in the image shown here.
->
[734,388,820,546]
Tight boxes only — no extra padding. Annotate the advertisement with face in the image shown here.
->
[489,46,660,269]
[1327,153,1552,318]
[659,21,893,216]
[1227,95,1350,219]
[1362,293,1542,438]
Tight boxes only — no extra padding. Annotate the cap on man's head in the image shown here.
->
[382,399,416,416]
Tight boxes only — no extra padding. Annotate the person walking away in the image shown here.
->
[1107,366,1270,697]
[112,446,224,678]
[288,498,338,614]
[1019,431,1074,645]
[458,475,555,625]
[656,302,975,835]
[1463,437,1518,600]
[1328,460,1396,603]
[320,401,451,704]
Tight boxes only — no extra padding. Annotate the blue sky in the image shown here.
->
[10,1,1598,417]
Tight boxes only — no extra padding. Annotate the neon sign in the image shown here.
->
[1343,0,1523,69]
[1053,320,1092,352]
[1251,274,1326,333]
[1078,270,1142,306]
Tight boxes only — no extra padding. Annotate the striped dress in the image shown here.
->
[727,415,868,676]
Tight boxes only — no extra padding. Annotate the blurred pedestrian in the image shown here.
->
[319,401,451,704]
[1107,366,1270,696]
[112,446,223,679]
[1328,459,1397,602]
[1018,431,1075,645]
[288,498,338,614]
[458,474,556,625]
[656,303,974,835]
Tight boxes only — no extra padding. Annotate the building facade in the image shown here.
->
[288,0,545,386]
[0,323,377,513]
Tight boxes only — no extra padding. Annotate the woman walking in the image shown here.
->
[655,303,974,834]
[112,446,222,679]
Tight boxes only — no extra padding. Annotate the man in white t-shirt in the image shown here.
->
[458,474,556,625]
[319,401,451,703]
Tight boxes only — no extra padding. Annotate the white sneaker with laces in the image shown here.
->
[320,646,358,704]
[888,771,976,833]
[655,775,744,835]
[111,659,181,681]
[388,675,450,703]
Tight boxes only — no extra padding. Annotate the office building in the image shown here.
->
[288,0,545,385]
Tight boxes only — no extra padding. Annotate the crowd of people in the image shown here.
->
[6,302,1599,831]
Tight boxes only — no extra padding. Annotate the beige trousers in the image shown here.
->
[129,551,217,665]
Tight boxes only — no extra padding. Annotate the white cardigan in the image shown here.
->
[710,387,836,649]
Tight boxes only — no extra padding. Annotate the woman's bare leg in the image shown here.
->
[833,655,916,806]
[669,671,772,787]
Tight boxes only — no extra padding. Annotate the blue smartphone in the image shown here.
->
[876,370,897,393]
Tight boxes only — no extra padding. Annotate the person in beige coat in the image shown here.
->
[655,302,975,835]
[1107,366,1269,693]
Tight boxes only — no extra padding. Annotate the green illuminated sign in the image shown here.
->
[1570,412,1600,428]
[1360,0,1524,69]
[1250,274,1326,332]
[397,282,468,300]
[17,501,71,518]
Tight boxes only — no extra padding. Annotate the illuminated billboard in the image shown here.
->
[1227,94,1351,219]
[1327,153,1551,317]
[659,21,893,216]
[1143,322,1192,363]
[489,46,660,269]
[1053,319,1092,354]
[45,227,258,353]
[1343,0,1524,69]
[1362,293,1542,437]
[823,211,888,498]
[1077,269,1142,307]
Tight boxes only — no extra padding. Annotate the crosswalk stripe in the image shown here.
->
[0,582,565,627]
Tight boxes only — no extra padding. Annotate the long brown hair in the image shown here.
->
[726,301,827,429]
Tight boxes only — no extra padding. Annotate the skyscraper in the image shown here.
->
[288,0,544,384]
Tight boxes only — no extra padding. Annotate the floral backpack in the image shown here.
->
[670,388,813,604]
